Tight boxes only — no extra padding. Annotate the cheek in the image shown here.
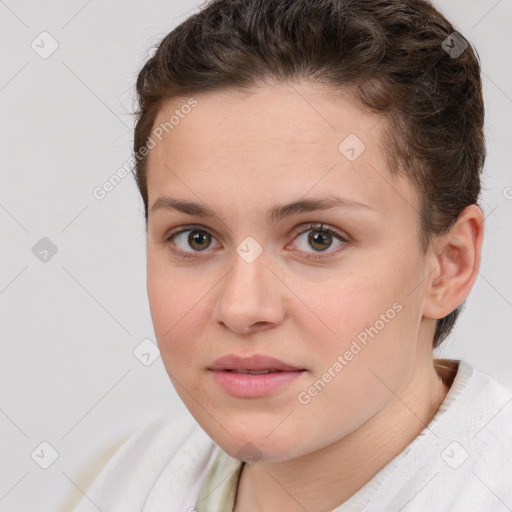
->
[292,286,417,446]
[293,268,403,348]
[146,256,207,365]
[293,257,420,386]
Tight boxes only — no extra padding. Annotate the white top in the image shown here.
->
[71,360,512,512]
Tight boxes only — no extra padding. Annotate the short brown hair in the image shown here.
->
[132,0,485,348]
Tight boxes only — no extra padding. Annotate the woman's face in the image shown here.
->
[145,81,435,462]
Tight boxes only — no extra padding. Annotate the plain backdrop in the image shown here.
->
[0,0,511,510]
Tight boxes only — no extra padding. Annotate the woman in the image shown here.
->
[73,0,512,510]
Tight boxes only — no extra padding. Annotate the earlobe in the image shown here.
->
[423,205,484,320]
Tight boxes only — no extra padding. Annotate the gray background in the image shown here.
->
[0,0,511,510]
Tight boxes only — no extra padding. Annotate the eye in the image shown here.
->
[165,226,221,256]
[289,223,349,259]
[164,223,349,260]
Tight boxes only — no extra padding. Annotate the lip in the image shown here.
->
[209,354,303,372]
[209,354,305,398]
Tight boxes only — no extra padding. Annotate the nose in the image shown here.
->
[212,248,286,334]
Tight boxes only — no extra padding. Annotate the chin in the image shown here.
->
[223,439,298,464]
[202,423,302,463]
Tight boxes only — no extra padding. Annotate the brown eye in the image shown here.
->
[292,223,349,259]
[188,230,211,251]
[308,230,333,251]
[167,227,221,254]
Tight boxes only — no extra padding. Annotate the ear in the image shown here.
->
[422,204,484,320]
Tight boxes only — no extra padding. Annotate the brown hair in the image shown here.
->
[132,0,485,349]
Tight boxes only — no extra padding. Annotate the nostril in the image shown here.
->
[251,321,272,330]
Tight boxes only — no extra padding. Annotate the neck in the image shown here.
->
[234,357,452,512]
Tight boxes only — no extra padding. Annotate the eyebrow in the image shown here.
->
[150,195,376,224]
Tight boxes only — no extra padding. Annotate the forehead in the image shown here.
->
[151,81,380,159]
[146,81,420,224]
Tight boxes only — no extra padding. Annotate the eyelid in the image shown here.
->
[286,223,349,260]
[164,222,350,259]
[290,222,349,242]
[165,224,219,242]
[164,224,222,253]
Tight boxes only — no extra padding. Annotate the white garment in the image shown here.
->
[71,360,512,512]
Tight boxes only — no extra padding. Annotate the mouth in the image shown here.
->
[208,354,306,398]
[209,353,304,373]
[221,368,298,375]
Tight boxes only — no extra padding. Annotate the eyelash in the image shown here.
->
[163,223,350,261]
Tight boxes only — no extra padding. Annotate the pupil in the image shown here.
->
[189,230,210,250]
[309,230,332,251]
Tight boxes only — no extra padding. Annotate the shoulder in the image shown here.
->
[435,359,512,430]
[71,412,218,512]
[365,360,512,512]
[433,360,512,472]
[462,363,512,464]
[462,362,512,435]
[443,364,512,510]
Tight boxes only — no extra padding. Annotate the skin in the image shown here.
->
[145,80,484,511]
